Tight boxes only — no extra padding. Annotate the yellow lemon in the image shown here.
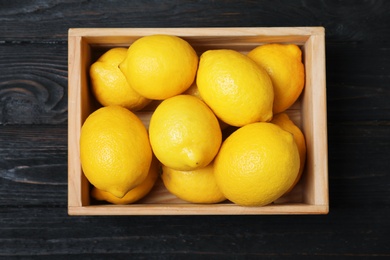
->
[80,105,152,198]
[271,113,306,193]
[89,48,151,111]
[149,95,222,171]
[91,157,160,204]
[119,35,198,100]
[248,43,305,114]
[196,49,274,127]
[161,162,226,204]
[214,122,300,206]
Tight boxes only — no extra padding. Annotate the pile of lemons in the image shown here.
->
[81,34,306,207]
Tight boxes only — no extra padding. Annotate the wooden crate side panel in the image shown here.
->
[301,32,328,209]
[68,203,329,216]
[68,35,94,209]
[68,35,83,208]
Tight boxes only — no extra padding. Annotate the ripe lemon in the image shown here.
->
[196,49,274,127]
[91,157,160,204]
[89,48,151,111]
[149,95,222,171]
[271,113,306,193]
[80,105,152,198]
[119,35,198,100]
[248,43,305,114]
[161,162,226,204]
[214,122,300,206]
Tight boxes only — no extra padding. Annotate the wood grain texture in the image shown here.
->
[0,44,68,124]
[0,0,389,42]
[1,0,390,257]
[326,43,390,125]
[0,125,67,207]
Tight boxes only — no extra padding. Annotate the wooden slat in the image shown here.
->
[1,1,389,43]
[0,44,68,124]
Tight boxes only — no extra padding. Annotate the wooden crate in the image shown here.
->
[68,27,328,215]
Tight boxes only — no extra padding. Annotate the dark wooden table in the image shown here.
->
[1,0,389,258]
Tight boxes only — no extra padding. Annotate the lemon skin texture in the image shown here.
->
[248,43,305,114]
[149,95,222,171]
[119,35,198,100]
[80,106,152,198]
[91,156,160,204]
[271,113,306,193]
[214,122,300,206]
[89,47,151,111]
[161,162,226,204]
[197,49,274,127]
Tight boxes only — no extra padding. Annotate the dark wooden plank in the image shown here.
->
[328,125,390,207]
[326,43,390,125]
[0,125,67,207]
[0,207,389,257]
[0,0,389,43]
[0,43,68,124]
